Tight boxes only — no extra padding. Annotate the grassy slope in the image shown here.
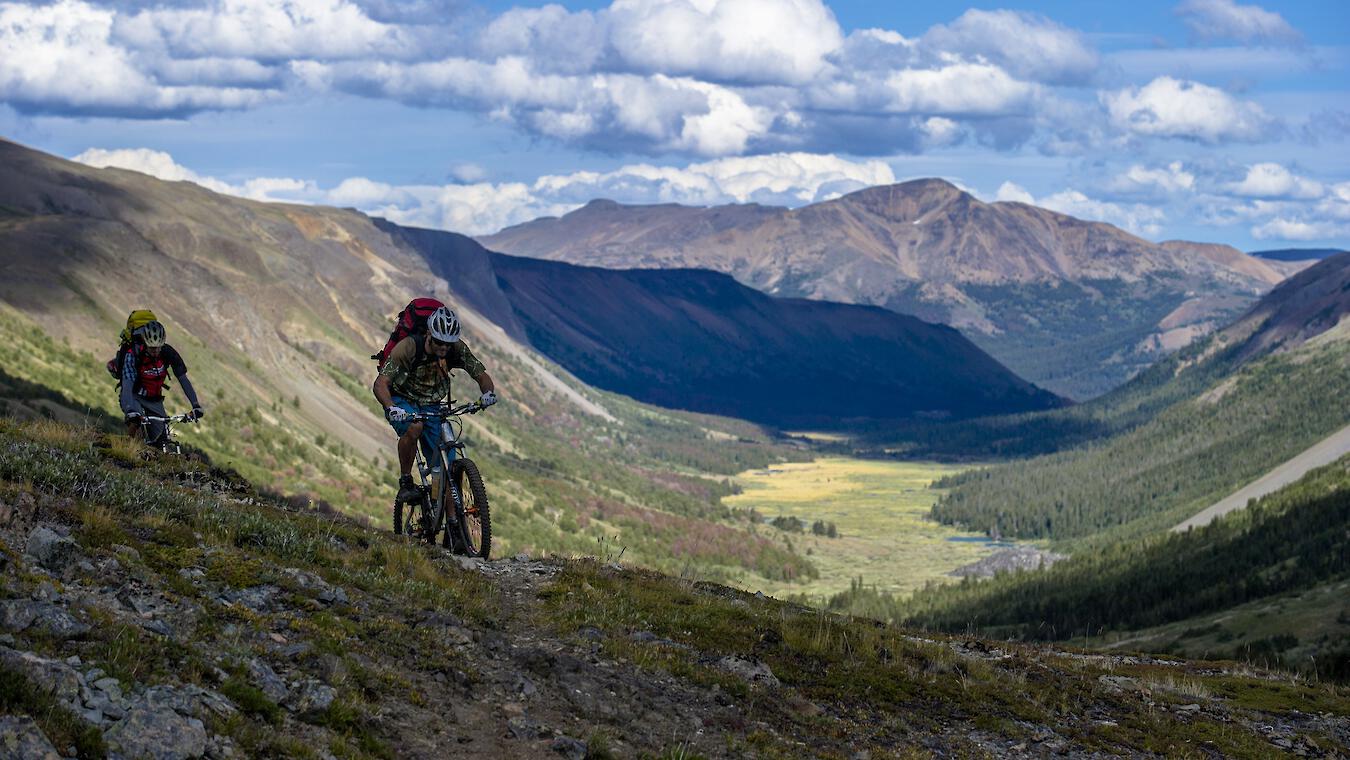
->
[0,304,819,587]
[2,415,1344,758]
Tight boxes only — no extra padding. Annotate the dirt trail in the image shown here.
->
[1173,421,1350,532]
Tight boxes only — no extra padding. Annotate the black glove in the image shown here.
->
[191,406,205,420]
[124,412,142,425]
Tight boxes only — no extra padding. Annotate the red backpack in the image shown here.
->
[372,298,445,370]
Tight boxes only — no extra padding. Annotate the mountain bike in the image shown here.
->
[138,413,199,455]
[394,401,492,558]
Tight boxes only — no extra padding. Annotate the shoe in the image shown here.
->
[396,474,421,504]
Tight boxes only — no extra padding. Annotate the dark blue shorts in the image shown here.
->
[388,397,454,468]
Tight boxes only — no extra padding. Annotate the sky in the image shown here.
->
[1,0,1348,250]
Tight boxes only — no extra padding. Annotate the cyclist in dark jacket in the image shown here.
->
[111,321,204,445]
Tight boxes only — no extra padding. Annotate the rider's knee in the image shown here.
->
[406,421,424,437]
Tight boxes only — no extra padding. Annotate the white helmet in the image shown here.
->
[427,306,460,343]
[138,321,167,347]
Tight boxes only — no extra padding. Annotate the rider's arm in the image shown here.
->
[118,347,137,414]
[166,347,202,409]
[475,371,495,395]
[372,374,395,408]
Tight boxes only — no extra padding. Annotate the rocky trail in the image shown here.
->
[0,418,1347,759]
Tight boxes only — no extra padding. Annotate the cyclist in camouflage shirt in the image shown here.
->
[373,306,497,504]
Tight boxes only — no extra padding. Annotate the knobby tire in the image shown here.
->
[450,458,491,559]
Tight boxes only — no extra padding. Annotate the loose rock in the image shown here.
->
[24,527,79,573]
[0,715,61,760]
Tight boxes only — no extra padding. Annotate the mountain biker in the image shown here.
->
[372,305,497,505]
[113,321,204,445]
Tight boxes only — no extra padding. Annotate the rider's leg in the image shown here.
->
[141,399,168,446]
[397,421,423,476]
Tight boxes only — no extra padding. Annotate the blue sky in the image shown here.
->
[2,0,1347,250]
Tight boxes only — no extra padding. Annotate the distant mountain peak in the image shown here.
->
[481,176,1299,399]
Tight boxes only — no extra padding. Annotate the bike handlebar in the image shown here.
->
[408,401,485,421]
[139,414,198,424]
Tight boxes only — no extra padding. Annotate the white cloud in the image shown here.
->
[1175,0,1301,45]
[1251,218,1347,241]
[921,9,1098,85]
[114,0,412,61]
[72,147,236,193]
[0,1,275,115]
[72,145,894,235]
[995,182,1164,237]
[72,147,318,201]
[995,181,1036,204]
[1228,163,1324,199]
[1109,162,1196,194]
[605,0,844,85]
[881,63,1038,115]
[1102,76,1275,143]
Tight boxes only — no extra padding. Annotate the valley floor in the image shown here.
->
[721,457,1039,601]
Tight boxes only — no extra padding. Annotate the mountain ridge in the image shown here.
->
[377,220,1063,427]
[482,179,1301,398]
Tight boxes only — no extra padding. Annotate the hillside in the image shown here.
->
[379,222,1062,427]
[926,252,1350,545]
[1,415,1345,758]
[0,137,827,589]
[894,453,1350,683]
[1251,248,1348,262]
[482,182,1297,399]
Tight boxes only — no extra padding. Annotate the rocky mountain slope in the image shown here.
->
[2,416,1345,758]
[482,182,1300,399]
[380,223,1061,427]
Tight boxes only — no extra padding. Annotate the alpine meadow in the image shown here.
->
[1,0,1349,756]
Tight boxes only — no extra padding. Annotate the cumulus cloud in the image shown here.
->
[995,182,1165,237]
[1102,76,1276,142]
[605,0,844,85]
[72,147,320,200]
[1228,163,1324,199]
[921,9,1098,85]
[72,146,893,234]
[114,0,413,61]
[881,63,1038,115]
[1108,162,1196,194]
[1175,0,1301,45]
[1251,218,1346,241]
[0,1,276,116]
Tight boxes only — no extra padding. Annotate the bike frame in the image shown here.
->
[408,401,483,536]
[139,413,198,454]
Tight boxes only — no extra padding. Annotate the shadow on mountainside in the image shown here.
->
[0,414,1345,758]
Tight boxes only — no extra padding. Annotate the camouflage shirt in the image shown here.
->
[378,336,487,405]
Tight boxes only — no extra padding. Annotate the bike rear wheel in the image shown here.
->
[450,458,491,558]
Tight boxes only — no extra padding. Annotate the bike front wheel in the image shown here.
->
[450,458,491,559]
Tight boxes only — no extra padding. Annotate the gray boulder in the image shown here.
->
[106,703,208,760]
[0,600,90,639]
[716,656,780,688]
[0,715,61,759]
[246,658,288,703]
[25,527,80,572]
[0,648,82,709]
[284,679,336,719]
